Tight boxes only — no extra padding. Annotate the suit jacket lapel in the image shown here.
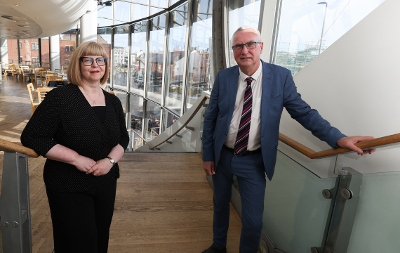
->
[228,66,239,119]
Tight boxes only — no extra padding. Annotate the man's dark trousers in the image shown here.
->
[212,146,266,253]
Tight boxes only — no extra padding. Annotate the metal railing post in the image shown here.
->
[0,151,32,253]
[312,167,362,253]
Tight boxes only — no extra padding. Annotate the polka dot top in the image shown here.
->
[21,83,129,192]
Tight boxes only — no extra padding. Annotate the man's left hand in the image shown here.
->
[336,136,376,156]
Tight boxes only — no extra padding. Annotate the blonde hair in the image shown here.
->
[67,41,109,86]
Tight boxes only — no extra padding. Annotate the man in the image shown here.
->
[201,26,374,253]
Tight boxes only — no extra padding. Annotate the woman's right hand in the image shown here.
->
[72,156,96,174]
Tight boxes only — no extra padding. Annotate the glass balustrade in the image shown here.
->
[233,150,337,252]
[346,171,400,252]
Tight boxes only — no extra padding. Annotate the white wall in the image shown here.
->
[277,0,400,177]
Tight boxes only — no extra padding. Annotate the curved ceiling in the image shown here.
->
[0,0,95,39]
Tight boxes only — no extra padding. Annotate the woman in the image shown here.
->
[21,41,129,253]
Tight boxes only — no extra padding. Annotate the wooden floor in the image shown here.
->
[0,75,243,252]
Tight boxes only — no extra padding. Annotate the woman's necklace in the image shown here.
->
[81,86,102,105]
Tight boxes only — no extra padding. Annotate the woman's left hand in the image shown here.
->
[90,158,114,176]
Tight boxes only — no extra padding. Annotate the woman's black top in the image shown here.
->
[92,106,106,124]
[21,84,129,192]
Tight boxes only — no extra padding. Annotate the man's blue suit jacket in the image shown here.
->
[202,61,346,180]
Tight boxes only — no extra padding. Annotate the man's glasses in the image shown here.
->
[232,42,262,52]
[80,57,108,66]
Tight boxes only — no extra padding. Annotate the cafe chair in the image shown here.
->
[27,83,40,116]
[33,67,43,85]
[22,66,34,82]
[45,72,58,86]
[37,87,53,103]
[39,70,49,87]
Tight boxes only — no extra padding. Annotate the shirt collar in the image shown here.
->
[239,61,263,83]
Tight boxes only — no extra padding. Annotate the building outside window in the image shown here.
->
[65,45,73,52]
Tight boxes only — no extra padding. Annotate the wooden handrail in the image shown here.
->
[0,139,39,158]
[279,133,400,159]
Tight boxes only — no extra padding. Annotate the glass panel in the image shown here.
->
[346,171,400,252]
[131,1,149,21]
[130,21,147,96]
[186,0,213,110]
[128,94,144,151]
[113,25,129,88]
[98,28,112,85]
[11,39,40,66]
[97,4,113,27]
[150,0,167,15]
[6,39,18,64]
[274,0,385,75]
[60,31,77,69]
[147,14,166,103]
[164,3,189,116]
[128,130,144,151]
[227,0,262,67]
[259,151,336,252]
[114,1,130,25]
[40,38,50,68]
[144,101,161,142]
[162,108,179,131]
[114,90,128,112]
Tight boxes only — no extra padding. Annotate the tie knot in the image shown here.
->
[245,77,253,86]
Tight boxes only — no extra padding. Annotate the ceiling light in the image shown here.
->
[14,4,19,6]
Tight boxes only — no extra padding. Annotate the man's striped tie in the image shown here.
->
[234,77,253,156]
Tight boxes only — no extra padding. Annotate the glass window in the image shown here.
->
[150,0,167,15]
[128,94,144,150]
[130,21,147,96]
[19,42,22,49]
[5,39,18,64]
[164,3,189,116]
[41,38,50,68]
[227,0,262,67]
[144,100,161,142]
[274,0,386,75]
[162,108,179,131]
[98,28,112,85]
[27,39,40,66]
[114,1,130,24]
[113,25,129,88]
[60,31,77,69]
[131,1,149,21]
[186,0,213,110]
[97,4,113,27]
[147,14,166,103]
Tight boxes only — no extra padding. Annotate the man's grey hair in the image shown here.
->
[231,26,261,43]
